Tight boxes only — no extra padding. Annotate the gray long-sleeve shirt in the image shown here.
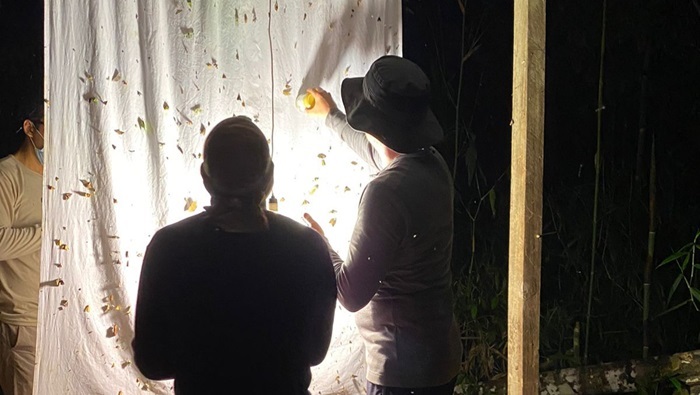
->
[325,109,462,387]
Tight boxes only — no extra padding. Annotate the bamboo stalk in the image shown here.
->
[643,135,657,360]
[584,0,607,366]
[634,43,651,188]
[453,0,467,179]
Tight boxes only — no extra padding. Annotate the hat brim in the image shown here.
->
[341,77,444,154]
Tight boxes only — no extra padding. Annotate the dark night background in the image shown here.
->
[2,0,699,391]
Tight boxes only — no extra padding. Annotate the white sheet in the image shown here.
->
[38,1,401,393]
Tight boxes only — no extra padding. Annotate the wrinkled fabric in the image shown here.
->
[40,1,401,394]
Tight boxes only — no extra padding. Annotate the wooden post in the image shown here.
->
[508,0,546,394]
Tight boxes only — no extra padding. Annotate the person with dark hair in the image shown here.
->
[302,55,462,395]
[0,104,45,395]
[131,116,337,395]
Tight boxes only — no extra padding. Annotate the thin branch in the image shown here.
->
[584,0,607,366]
[462,41,482,64]
[426,5,482,113]
[457,0,465,15]
[642,134,657,360]
[453,0,468,179]
[689,231,699,310]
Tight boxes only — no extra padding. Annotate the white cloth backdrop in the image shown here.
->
[38,1,401,394]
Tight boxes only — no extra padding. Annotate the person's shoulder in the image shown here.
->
[266,211,327,245]
[266,212,332,269]
[376,149,450,188]
[363,174,402,201]
[266,211,311,235]
[0,155,18,171]
[151,212,208,241]
[0,155,20,182]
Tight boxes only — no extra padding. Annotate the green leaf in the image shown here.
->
[658,250,688,268]
[490,296,499,310]
[654,300,689,320]
[669,377,682,390]
[680,253,691,271]
[666,273,684,306]
[465,142,477,187]
[470,304,478,320]
[488,189,497,218]
[690,288,700,303]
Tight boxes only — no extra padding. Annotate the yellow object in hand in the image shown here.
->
[297,92,315,110]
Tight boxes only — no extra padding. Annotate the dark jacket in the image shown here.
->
[132,211,337,394]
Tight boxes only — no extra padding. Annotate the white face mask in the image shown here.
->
[28,122,45,165]
[34,146,44,165]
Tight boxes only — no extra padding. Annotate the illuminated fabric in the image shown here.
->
[38,1,401,393]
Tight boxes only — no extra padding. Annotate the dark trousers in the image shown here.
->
[366,376,457,395]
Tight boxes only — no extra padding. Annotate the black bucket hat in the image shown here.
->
[341,55,444,153]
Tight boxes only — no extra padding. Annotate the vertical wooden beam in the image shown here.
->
[508,0,546,394]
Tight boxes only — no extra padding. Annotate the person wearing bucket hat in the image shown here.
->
[302,55,462,394]
[132,116,337,395]
[0,101,45,395]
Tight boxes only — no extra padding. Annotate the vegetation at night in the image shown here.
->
[2,0,698,393]
[404,0,700,392]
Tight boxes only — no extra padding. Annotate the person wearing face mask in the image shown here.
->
[0,103,45,395]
